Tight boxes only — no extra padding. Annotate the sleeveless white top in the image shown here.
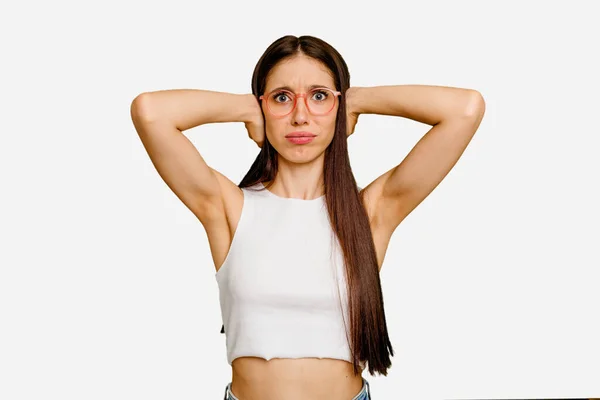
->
[215,182,364,368]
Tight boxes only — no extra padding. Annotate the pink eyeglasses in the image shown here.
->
[259,87,342,117]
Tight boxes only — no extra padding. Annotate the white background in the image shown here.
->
[1,1,599,399]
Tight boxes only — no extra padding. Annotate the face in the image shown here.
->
[261,54,339,163]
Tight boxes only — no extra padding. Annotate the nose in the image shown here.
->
[291,95,309,125]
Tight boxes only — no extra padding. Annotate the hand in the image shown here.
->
[245,94,265,148]
[345,87,360,138]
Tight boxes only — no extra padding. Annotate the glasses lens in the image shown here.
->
[267,88,336,116]
[267,90,294,116]
[307,88,336,114]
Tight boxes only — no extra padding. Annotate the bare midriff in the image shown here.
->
[230,357,364,400]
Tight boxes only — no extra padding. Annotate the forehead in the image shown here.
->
[265,54,335,92]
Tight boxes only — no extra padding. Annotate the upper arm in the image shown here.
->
[364,95,486,235]
[130,94,234,225]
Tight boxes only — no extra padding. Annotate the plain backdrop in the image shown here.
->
[1,1,599,399]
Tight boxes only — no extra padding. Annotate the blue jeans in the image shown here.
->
[223,378,371,399]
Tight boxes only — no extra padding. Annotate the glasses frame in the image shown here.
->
[259,87,342,117]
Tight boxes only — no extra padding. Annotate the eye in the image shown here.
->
[311,90,330,101]
[272,91,292,103]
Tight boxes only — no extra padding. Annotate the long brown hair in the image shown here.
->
[223,35,394,376]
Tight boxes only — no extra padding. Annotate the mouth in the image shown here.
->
[286,136,315,144]
[285,131,317,138]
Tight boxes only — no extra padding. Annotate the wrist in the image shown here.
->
[346,86,366,115]
[240,93,262,123]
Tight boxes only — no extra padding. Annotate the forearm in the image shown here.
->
[349,85,483,126]
[131,89,258,131]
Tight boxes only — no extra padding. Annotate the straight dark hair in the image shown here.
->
[221,35,394,376]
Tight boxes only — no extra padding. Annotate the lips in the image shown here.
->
[285,132,316,138]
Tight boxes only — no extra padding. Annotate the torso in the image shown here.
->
[203,181,392,399]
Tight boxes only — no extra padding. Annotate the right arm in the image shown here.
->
[130,89,260,224]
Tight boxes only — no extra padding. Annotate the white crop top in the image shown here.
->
[215,182,365,369]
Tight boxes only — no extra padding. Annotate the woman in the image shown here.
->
[130,35,485,400]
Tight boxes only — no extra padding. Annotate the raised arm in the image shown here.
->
[348,85,485,236]
[129,89,260,225]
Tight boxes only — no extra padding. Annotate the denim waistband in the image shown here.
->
[223,377,371,399]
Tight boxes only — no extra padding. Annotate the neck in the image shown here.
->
[267,155,325,200]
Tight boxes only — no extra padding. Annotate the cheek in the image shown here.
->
[265,120,283,140]
[327,116,338,134]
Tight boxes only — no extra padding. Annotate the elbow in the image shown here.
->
[465,90,486,118]
[130,92,157,123]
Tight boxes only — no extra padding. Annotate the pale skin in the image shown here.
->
[131,53,485,399]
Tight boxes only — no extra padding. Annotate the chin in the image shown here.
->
[279,146,324,164]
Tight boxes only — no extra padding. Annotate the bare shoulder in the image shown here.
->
[359,181,394,271]
[202,168,244,272]
[359,180,385,229]
[208,168,243,219]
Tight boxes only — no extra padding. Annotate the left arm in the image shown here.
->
[348,85,486,233]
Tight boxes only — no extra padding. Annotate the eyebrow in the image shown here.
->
[268,84,332,92]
